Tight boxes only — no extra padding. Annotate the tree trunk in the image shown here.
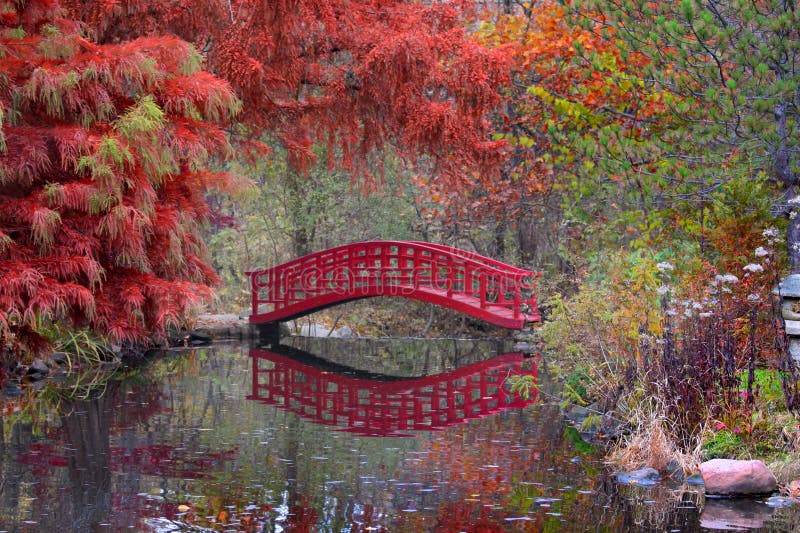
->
[61,387,115,531]
[493,219,506,260]
[775,101,800,272]
[285,172,313,257]
[788,202,800,274]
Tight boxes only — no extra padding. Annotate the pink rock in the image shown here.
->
[700,499,773,530]
[700,459,777,496]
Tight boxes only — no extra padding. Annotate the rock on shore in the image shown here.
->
[700,459,777,496]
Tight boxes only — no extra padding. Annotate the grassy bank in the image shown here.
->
[536,234,800,474]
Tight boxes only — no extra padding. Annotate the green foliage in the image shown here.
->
[43,325,115,367]
[564,426,595,454]
[29,207,61,248]
[4,26,25,40]
[702,429,743,459]
[507,374,538,400]
[569,0,799,234]
[743,369,785,405]
[114,96,165,138]
[180,45,204,75]
[562,370,591,406]
[205,143,421,309]
[539,248,665,370]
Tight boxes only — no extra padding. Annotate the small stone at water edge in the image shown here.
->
[765,496,795,508]
[28,358,50,374]
[614,468,660,487]
[2,382,22,397]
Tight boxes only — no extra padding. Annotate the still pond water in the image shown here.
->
[1,338,800,532]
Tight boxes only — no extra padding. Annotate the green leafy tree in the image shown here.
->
[569,0,800,268]
[206,146,420,309]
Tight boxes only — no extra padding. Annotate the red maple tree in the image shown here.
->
[2,1,514,355]
[0,0,240,353]
[61,0,512,190]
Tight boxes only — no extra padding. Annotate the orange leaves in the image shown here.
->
[420,2,667,224]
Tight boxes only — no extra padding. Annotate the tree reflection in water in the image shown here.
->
[0,342,798,531]
[60,386,114,531]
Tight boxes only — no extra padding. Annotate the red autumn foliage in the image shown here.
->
[0,0,240,353]
[62,0,512,191]
[2,0,514,355]
[418,4,664,226]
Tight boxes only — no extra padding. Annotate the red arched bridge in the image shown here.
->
[246,241,540,329]
[247,347,538,437]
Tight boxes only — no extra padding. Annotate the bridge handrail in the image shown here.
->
[249,348,537,436]
[251,348,528,394]
[406,241,537,277]
[247,240,537,281]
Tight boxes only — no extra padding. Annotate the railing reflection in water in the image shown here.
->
[247,347,538,437]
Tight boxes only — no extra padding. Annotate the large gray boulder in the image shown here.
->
[700,459,777,496]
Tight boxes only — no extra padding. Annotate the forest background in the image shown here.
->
[2,0,800,467]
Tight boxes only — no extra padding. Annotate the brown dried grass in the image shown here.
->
[606,391,702,475]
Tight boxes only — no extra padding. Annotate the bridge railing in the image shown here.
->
[247,241,540,327]
[248,348,538,436]
[407,241,532,275]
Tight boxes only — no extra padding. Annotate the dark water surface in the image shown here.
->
[1,339,800,532]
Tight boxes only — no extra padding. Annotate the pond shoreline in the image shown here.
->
[6,332,796,523]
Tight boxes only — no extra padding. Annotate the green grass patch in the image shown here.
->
[702,429,742,459]
[741,368,784,404]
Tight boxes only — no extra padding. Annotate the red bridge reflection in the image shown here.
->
[248,347,538,437]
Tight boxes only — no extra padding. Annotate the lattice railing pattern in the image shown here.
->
[247,241,540,329]
[248,349,538,437]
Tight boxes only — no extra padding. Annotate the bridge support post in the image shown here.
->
[253,322,283,345]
